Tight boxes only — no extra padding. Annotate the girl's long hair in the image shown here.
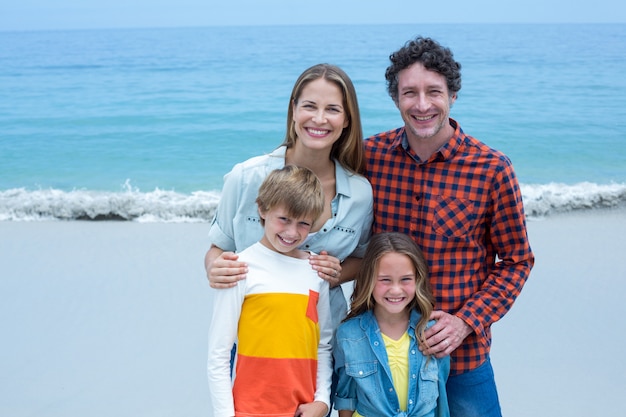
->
[347,232,435,344]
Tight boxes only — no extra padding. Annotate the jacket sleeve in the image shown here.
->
[332,325,358,412]
[436,356,451,417]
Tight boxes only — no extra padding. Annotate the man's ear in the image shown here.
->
[449,92,457,107]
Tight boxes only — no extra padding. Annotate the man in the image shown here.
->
[364,36,534,417]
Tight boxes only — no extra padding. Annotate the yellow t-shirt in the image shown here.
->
[354,331,410,417]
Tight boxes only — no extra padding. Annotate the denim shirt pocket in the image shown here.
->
[345,360,381,394]
[416,360,440,413]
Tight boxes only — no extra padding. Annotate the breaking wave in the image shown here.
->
[1,182,625,222]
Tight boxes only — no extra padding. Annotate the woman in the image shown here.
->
[205,63,373,330]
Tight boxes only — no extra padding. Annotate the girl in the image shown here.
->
[333,232,450,417]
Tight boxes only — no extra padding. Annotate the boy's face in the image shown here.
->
[259,205,314,258]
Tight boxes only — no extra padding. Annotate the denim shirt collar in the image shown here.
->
[273,145,353,199]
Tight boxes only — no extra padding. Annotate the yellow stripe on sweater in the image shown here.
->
[238,292,320,360]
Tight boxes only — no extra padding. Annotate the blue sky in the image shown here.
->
[1,0,625,31]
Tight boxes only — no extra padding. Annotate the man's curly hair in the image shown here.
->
[385,36,462,103]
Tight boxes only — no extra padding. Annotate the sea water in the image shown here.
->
[1,23,625,221]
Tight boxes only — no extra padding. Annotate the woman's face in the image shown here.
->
[292,78,349,152]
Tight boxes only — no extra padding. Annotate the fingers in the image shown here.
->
[319,264,342,286]
[420,311,467,358]
[208,268,247,288]
[208,252,248,288]
[309,253,342,286]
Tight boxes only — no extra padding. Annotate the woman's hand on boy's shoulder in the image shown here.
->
[309,250,342,287]
[207,251,248,289]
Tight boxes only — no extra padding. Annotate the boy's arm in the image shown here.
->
[206,284,244,416]
[314,280,333,410]
[295,401,329,417]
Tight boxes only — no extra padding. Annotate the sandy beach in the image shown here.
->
[1,208,625,416]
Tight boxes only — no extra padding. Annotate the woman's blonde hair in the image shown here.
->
[256,165,324,227]
[282,63,365,175]
[346,232,435,344]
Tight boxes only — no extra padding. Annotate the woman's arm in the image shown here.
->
[205,245,248,288]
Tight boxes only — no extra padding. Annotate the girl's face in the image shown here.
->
[372,252,416,319]
[292,78,349,153]
[259,204,314,259]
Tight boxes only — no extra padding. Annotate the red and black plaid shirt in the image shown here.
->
[364,119,534,375]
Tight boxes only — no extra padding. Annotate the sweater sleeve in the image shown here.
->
[206,283,245,416]
[314,280,333,410]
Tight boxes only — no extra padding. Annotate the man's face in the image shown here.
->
[396,62,457,145]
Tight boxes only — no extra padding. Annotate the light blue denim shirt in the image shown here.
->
[334,310,450,417]
[208,146,374,326]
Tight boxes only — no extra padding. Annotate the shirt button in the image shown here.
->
[411,349,416,354]
[412,374,416,379]
[389,388,394,392]
[358,371,363,375]
[374,341,379,346]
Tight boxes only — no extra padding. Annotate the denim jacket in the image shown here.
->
[333,310,450,417]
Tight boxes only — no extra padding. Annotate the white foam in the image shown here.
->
[522,182,626,218]
[1,182,625,222]
[0,187,220,222]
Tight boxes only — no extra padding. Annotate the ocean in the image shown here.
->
[1,23,625,222]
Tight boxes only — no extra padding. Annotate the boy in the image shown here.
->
[207,165,332,417]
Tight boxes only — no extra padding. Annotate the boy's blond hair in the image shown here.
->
[256,165,324,226]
